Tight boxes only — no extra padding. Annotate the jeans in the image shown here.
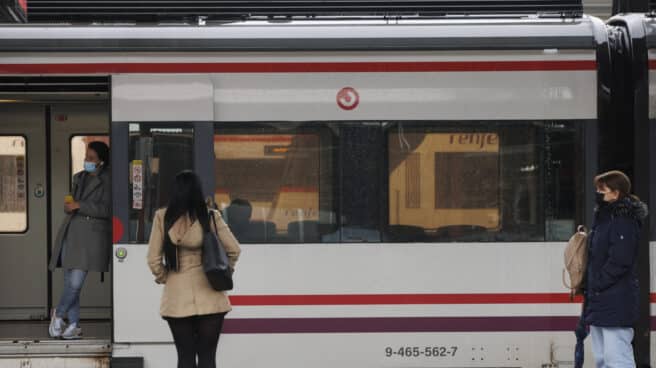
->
[55,269,88,325]
[165,313,227,368]
[590,325,636,368]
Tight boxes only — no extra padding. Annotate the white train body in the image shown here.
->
[0,15,653,368]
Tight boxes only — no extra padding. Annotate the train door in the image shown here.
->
[0,105,48,321]
[49,104,111,319]
[0,103,110,331]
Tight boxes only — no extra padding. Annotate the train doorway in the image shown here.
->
[0,100,110,340]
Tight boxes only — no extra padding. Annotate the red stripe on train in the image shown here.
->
[231,292,656,306]
[0,60,597,74]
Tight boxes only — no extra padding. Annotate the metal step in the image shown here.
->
[0,339,111,357]
[0,356,110,368]
[0,320,112,367]
[0,339,111,368]
[0,320,110,341]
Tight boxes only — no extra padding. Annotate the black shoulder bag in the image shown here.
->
[203,211,234,291]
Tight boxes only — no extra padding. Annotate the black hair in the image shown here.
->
[162,171,210,271]
[88,141,110,167]
[229,198,252,211]
[164,170,210,232]
[226,198,252,227]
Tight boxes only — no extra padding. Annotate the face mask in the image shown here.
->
[84,161,97,173]
[595,192,606,206]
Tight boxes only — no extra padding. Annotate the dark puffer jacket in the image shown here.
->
[584,196,648,327]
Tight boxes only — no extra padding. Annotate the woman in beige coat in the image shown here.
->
[147,171,240,368]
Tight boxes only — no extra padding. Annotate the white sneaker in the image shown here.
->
[48,309,67,338]
[61,323,82,340]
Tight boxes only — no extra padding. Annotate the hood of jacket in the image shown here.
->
[599,196,649,226]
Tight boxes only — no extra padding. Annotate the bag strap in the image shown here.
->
[208,210,219,235]
[162,211,180,272]
[577,225,587,234]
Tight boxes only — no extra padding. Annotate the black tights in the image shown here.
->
[165,313,227,368]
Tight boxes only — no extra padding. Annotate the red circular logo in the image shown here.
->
[336,87,359,111]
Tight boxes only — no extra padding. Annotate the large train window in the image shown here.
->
[127,124,193,242]
[214,125,336,243]
[0,136,27,233]
[386,122,584,242]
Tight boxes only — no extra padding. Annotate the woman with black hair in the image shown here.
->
[147,171,241,368]
[49,141,111,340]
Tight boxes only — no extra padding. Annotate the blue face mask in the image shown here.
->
[84,161,97,173]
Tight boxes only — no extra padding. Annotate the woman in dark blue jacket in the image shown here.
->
[585,170,647,368]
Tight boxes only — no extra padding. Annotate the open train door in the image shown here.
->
[0,102,112,323]
[0,78,112,365]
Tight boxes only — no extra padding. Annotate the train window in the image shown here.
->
[128,124,193,243]
[70,135,110,181]
[386,122,584,242]
[214,125,336,243]
[0,136,27,233]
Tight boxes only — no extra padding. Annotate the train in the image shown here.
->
[0,6,654,368]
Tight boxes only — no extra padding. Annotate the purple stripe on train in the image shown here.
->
[222,316,584,334]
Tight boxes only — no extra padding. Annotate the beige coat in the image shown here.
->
[147,208,241,318]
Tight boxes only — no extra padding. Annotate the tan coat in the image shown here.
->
[147,208,241,318]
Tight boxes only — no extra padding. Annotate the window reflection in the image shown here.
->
[214,128,335,243]
[387,123,583,242]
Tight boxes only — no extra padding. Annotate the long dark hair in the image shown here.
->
[164,171,210,232]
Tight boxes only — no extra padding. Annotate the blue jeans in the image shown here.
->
[590,325,636,368]
[55,269,88,325]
